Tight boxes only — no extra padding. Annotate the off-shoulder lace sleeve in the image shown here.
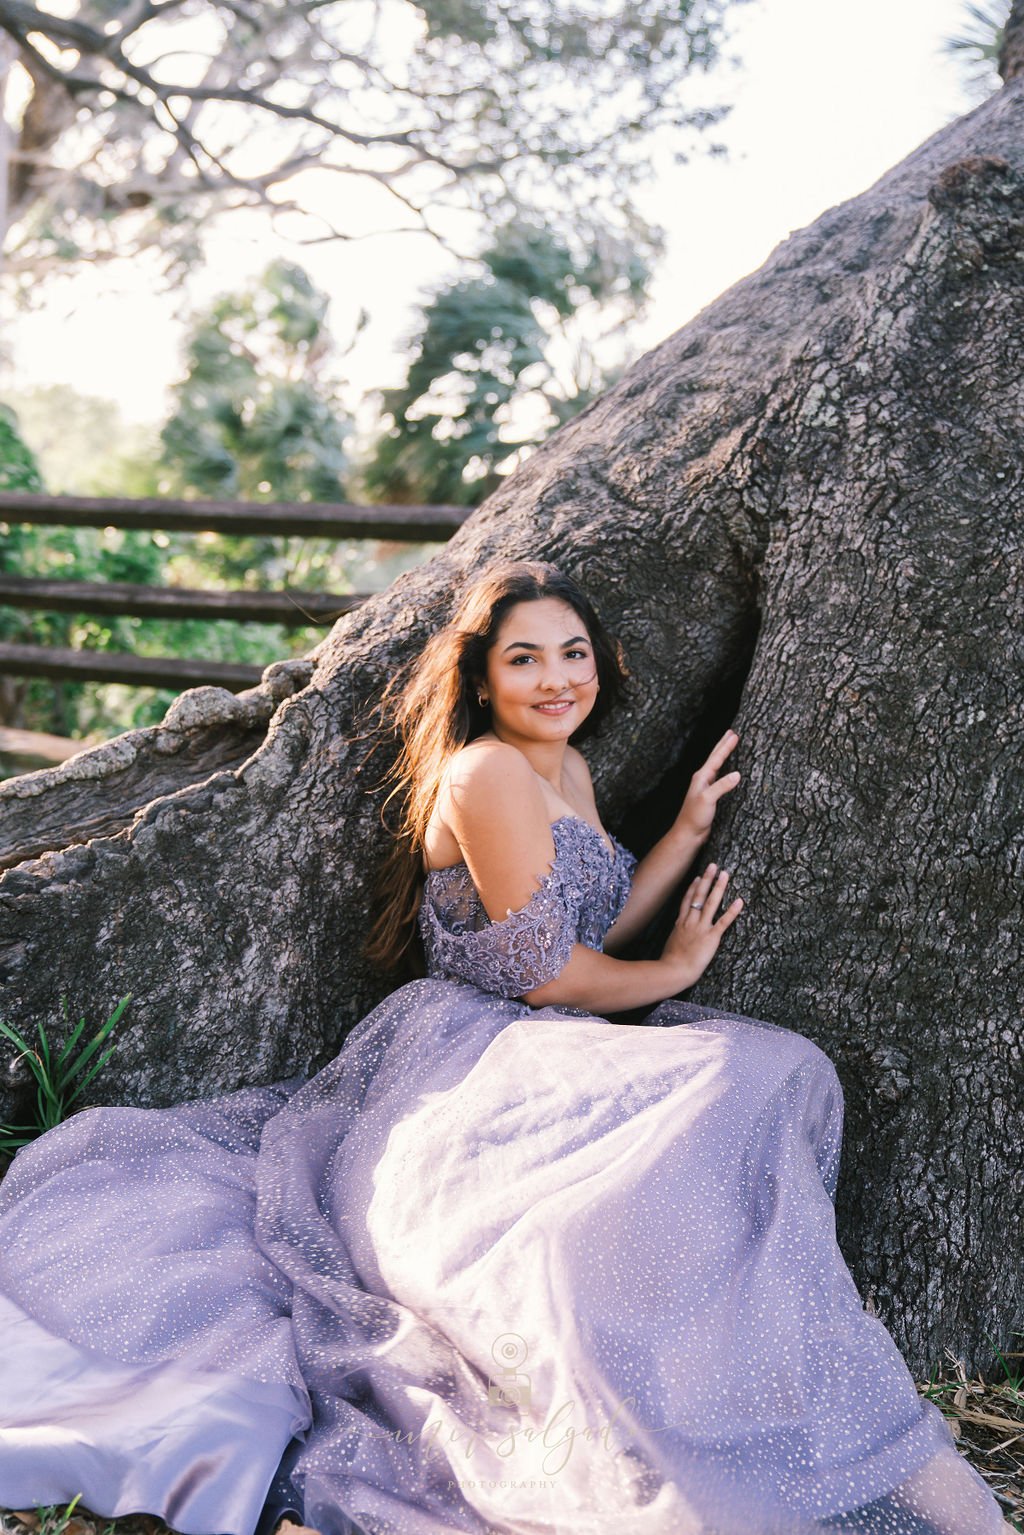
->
[418,858,580,1000]
[606,837,637,931]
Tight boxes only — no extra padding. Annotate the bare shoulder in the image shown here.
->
[445,737,535,795]
[439,737,543,837]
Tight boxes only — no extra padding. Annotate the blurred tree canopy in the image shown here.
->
[156,256,420,614]
[0,0,746,290]
[160,258,355,505]
[0,399,42,491]
[363,219,649,504]
[0,384,159,494]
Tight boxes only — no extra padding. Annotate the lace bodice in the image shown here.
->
[417,814,638,1003]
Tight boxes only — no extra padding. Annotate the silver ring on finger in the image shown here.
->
[690,900,705,910]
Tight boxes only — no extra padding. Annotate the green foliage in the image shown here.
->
[0,386,161,496]
[0,404,45,492]
[159,259,354,505]
[0,505,302,738]
[0,993,132,1160]
[11,1493,117,1535]
[363,221,650,505]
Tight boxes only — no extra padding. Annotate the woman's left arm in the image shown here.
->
[603,729,742,954]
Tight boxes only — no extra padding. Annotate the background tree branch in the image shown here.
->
[0,0,746,283]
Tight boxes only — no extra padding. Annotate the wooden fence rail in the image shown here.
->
[0,491,470,704]
[0,640,267,689]
[0,491,470,541]
[0,575,362,625]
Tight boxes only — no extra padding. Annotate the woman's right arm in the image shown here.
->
[443,744,742,1013]
[523,946,690,1012]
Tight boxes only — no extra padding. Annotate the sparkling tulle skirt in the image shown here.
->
[0,984,1005,1535]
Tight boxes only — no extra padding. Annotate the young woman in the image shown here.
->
[0,559,1008,1535]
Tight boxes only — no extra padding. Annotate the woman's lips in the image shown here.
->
[533,700,573,714]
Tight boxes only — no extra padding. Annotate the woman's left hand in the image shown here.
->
[672,729,742,844]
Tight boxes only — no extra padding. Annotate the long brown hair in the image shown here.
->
[361,558,632,977]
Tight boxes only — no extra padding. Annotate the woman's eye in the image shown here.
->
[510,650,588,664]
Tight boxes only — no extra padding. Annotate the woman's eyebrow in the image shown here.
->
[502,635,590,653]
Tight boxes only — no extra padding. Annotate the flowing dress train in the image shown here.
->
[0,815,1005,1535]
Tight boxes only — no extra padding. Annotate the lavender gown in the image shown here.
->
[0,816,1005,1535]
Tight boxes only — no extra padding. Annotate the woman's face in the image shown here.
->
[479,597,599,743]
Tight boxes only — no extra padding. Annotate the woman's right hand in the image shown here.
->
[659,861,744,991]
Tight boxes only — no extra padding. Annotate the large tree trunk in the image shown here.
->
[2,71,1022,1381]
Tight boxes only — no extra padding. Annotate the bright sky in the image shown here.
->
[0,0,982,429]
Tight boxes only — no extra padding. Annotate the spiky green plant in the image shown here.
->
[0,994,132,1159]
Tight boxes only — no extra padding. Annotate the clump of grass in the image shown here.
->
[0,1494,116,1535]
[0,993,132,1161]
[0,1507,193,1535]
[917,1333,1024,1528]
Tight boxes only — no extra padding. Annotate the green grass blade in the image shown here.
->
[0,1018,33,1054]
[56,1013,88,1068]
[55,995,130,1096]
[36,1019,52,1076]
[0,1122,43,1151]
[0,995,130,1149]
[65,1045,118,1107]
[35,1071,62,1114]
[0,1021,49,1096]
[57,1025,118,1094]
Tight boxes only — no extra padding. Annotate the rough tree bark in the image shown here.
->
[1,67,1022,1380]
[999,0,1024,82]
